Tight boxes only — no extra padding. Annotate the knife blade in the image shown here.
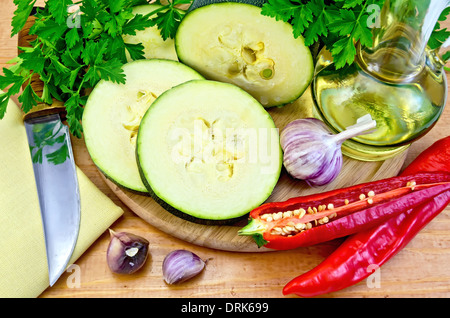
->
[24,114,81,286]
[18,10,81,287]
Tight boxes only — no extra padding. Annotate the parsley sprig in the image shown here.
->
[261,0,450,69]
[0,0,186,138]
[149,0,192,40]
[260,0,383,68]
[2,0,448,137]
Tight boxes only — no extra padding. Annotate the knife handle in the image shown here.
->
[18,14,66,121]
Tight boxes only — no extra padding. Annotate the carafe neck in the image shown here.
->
[359,0,449,82]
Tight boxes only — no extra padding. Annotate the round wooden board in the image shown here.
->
[102,87,408,252]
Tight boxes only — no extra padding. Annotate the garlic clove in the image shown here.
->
[162,249,206,285]
[106,230,150,275]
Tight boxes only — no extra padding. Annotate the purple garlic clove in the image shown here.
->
[106,229,149,274]
[162,249,206,284]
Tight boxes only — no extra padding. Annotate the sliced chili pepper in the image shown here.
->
[282,136,450,297]
[402,136,450,175]
[238,172,450,250]
[282,190,450,297]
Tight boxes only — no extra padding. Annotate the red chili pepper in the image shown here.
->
[402,136,450,175]
[282,136,450,297]
[282,190,450,297]
[238,172,450,250]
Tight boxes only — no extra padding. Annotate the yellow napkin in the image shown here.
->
[0,95,123,298]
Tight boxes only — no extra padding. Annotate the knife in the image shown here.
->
[19,13,81,287]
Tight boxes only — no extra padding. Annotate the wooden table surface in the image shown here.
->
[1,1,450,298]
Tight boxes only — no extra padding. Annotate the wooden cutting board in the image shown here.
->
[102,87,408,252]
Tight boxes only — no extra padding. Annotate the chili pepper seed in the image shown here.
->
[318,217,329,225]
[298,208,306,218]
[295,223,306,230]
[273,212,282,220]
[283,211,293,218]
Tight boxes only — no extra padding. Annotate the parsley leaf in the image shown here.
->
[46,142,69,165]
[47,0,74,25]
[0,93,10,119]
[291,4,313,37]
[262,0,378,68]
[429,7,450,52]
[96,58,127,84]
[123,13,155,36]
[303,0,336,46]
[11,0,36,36]
[124,42,146,60]
[19,84,41,113]
[0,68,24,93]
[150,0,191,40]
[65,27,81,49]
[260,0,299,23]
[2,0,154,137]
[335,0,364,9]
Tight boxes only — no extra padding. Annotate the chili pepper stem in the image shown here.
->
[238,219,265,236]
[331,114,377,144]
[238,219,267,248]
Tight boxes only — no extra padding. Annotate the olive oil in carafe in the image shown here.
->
[311,0,448,161]
[312,51,446,160]
[314,60,445,142]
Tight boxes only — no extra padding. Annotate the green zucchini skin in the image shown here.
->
[188,0,267,12]
[97,163,150,196]
[136,149,248,225]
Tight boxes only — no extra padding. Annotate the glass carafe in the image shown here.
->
[312,0,448,161]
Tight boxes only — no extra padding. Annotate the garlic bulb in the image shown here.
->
[280,115,376,186]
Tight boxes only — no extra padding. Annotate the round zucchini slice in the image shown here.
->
[122,4,178,61]
[137,80,282,224]
[175,3,314,107]
[188,0,267,12]
[83,59,204,193]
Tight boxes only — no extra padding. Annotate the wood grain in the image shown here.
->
[0,0,449,298]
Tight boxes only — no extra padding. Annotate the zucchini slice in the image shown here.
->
[83,60,204,193]
[122,4,178,61]
[137,80,282,224]
[188,0,267,12]
[175,3,314,107]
